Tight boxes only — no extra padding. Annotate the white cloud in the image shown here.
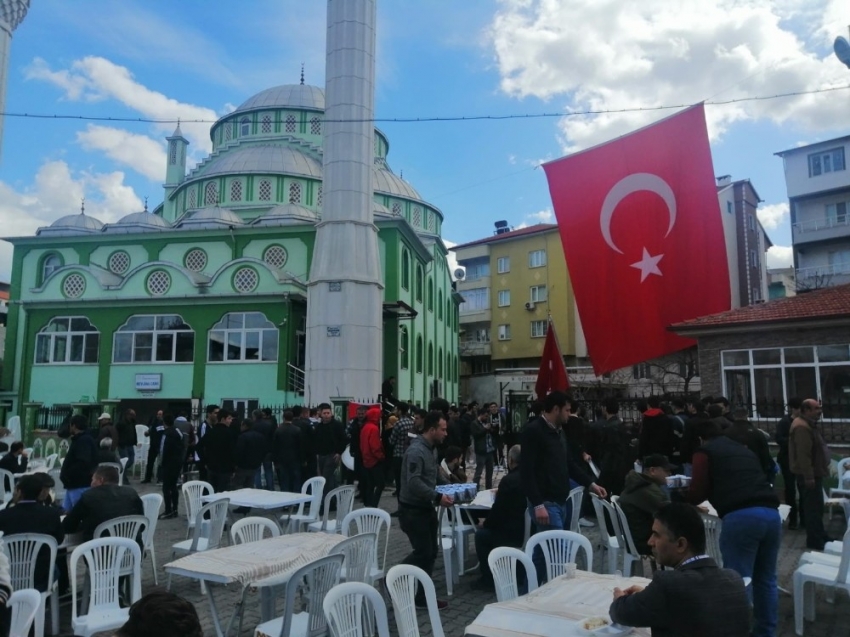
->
[77,125,166,182]
[26,56,218,154]
[487,0,850,151]
[767,245,794,268]
[0,161,142,279]
[526,209,553,223]
[758,202,790,231]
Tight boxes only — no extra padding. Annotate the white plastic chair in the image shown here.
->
[47,468,64,504]
[93,514,148,600]
[446,504,478,575]
[590,494,622,574]
[44,454,58,471]
[308,485,356,534]
[281,476,325,534]
[341,507,391,584]
[0,469,16,503]
[9,588,41,637]
[231,516,280,545]
[439,505,458,596]
[134,424,149,478]
[70,537,142,637]
[488,546,538,602]
[331,532,377,584]
[612,500,645,576]
[700,513,723,567]
[386,564,446,637]
[4,533,60,637]
[181,480,213,539]
[253,554,344,637]
[43,438,57,458]
[566,486,584,532]
[323,581,391,637]
[140,493,163,584]
[525,530,593,581]
[794,528,850,635]
[119,457,129,484]
[31,439,43,460]
[167,498,230,590]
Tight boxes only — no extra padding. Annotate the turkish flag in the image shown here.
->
[542,104,730,375]
[535,321,570,398]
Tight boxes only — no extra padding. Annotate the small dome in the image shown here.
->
[178,206,245,229]
[233,84,325,114]
[37,212,104,236]
[252,203,318,227]
[373,202,394,219]
[104,211,172,234]
[196,145,323,180]
[373,167,422,200]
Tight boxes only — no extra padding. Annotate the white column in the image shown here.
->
[304,0,383,405]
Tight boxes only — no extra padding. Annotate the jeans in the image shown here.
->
[720,507,781,637]
[276,463,301,494]
[398,505,439,603]
[474,453,494,489]
[254,459,275,490]
[797,477,828,549]
[118,445,135,476]
[527,500,568,584]
[63,487,89,511]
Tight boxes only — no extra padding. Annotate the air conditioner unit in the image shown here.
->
[525,302,535,311]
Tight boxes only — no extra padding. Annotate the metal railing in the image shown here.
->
[793,215,850,234]
[287,363,305,394]
[797,263,850,278]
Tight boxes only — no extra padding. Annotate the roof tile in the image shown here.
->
[451,224,558,250]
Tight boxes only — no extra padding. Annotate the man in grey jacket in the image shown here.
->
[399,410,453,610]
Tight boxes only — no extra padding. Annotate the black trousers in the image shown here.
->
[209,470,231,494]
[162,464,181,514]
[361,464,385,508]
[393,457,404,498]
[398,504,439,603]
[798,476,829,549]
[778,457,803,525]
[144,445,159,482]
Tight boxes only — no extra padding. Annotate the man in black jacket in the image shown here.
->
[725,408,775,481]
[273,410,302,492]
[775,397,802,529]
[234,420,266,490]
[195,409,236,493]
[0,442,27,476]
[63,465,144,541]
[474,444,527,590]
[314,403,347,498]
[59,415,98,510]
[610,502,749,636]
[0,475,64,591]
[521,391,605,583]
[142,410,164,484]
[159,414,185,519]
[115,409,138,482]
[250,409,276,490]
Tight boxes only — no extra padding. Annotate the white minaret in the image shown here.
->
[304,0,382,404]
[0,0,30,156]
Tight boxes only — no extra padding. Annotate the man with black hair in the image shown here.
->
[251,409,276,490]
[63,465,143,541]
[619,454,673,555]
[272,410,302,493]
[195,404,219,482]
[725,407,774,481]
[472,408,496,489]
[596,398,630,496]
[688,420,780,637]
[609,502,749,636]
[399,410,453,610]
[639,396,676,460]
[314,403,347,497]
[0,442,27,475]
[115,409,138,482]
[790,399,831,551]
[714,396,735,426]
[59,414,98,510]
[776,397,803,529]
[141,409,165,484]
[159,414,186,519]
[390,402,415,500]
[293,406,316,483]
[115,591,203,637]
[196,409,236,493]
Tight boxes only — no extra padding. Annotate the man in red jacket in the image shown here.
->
[359,407,386,507]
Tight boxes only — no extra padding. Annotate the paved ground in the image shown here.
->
[58,466,850,636]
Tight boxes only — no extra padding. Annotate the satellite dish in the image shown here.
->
[835,36,850,69]
[453,267,466,280]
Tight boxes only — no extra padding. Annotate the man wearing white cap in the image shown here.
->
[97,413,118,452]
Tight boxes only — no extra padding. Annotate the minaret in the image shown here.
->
[0,0,31,158]
[163,122,188,221]
[304,0,382,404]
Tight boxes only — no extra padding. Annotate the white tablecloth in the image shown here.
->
[465,571,652,637]
[164,532,345,586]
[202,488,310,511]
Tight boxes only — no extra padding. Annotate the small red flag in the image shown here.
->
[535,321,570,398]
[542,104,730,375]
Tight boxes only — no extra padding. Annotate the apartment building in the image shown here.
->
[776,136,850,289]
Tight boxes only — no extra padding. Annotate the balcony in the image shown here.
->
[796,262,850,288]
[459,341,491,357]
[459,308,491,323]
[792,215,850,245]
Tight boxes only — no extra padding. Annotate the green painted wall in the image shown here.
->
[205,363,282,405]
[30,366,99,404]
[109,364,194,401]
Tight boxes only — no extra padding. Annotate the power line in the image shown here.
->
[2,84,849,126]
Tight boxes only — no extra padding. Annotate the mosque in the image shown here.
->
[0,80,460,428]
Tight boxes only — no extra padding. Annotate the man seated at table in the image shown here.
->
[618,454,672,556]
[439,446,467,484]
[473,444,526,591]
[0,442,28,475]
[609,502,750,636]
[0,475,64,591]
[63,465,144,541]
[115,591,203,637]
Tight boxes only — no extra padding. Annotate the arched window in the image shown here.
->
[317,186,323,209]
[427,277,434,312]
[438,347,443,379]
[401,249,410,290]
[204,182,218,205]
[412,207,422,227]
[208,312,278,362]
[240,117,250,136]
[285,114,296,133]
[400,326,409,370]
[35,317,99,364]
[169,141,177,165]
[416,335,423,374]
[446,298,453,328]
[427,342,434,376]
[224,125,232,141]
[261,114,272,134]
[113,315,194,363]
[438,289,443,320]
[42,254,62,282]
[310,117,321,135]
[230,179,243,202]
[258,179,272,201]
[289,181,302,204]
[415,266,423,303]
[187,188,197,209]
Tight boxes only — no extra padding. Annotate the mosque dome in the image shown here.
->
[104,211,172,234]
[178,206,245,230]
[199,145,323,180]
[37,212,104,236]
[252,203,318,227]
[232,84,325,115]
[373,167,421,200]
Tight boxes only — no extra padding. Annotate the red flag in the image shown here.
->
[535,321,570,398]
[542,104,730,375]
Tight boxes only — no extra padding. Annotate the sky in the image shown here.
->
[1,0,850,281]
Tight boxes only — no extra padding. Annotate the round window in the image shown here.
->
[62,273,86,298]
[233,267,259,293]
[146,270,171,296]
[108,250,131,275]
[263,245,288,269]
[184,249,208,272]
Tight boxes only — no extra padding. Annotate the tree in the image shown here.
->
[647,347,700,396]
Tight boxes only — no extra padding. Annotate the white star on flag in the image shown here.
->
[630,248,664,283]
